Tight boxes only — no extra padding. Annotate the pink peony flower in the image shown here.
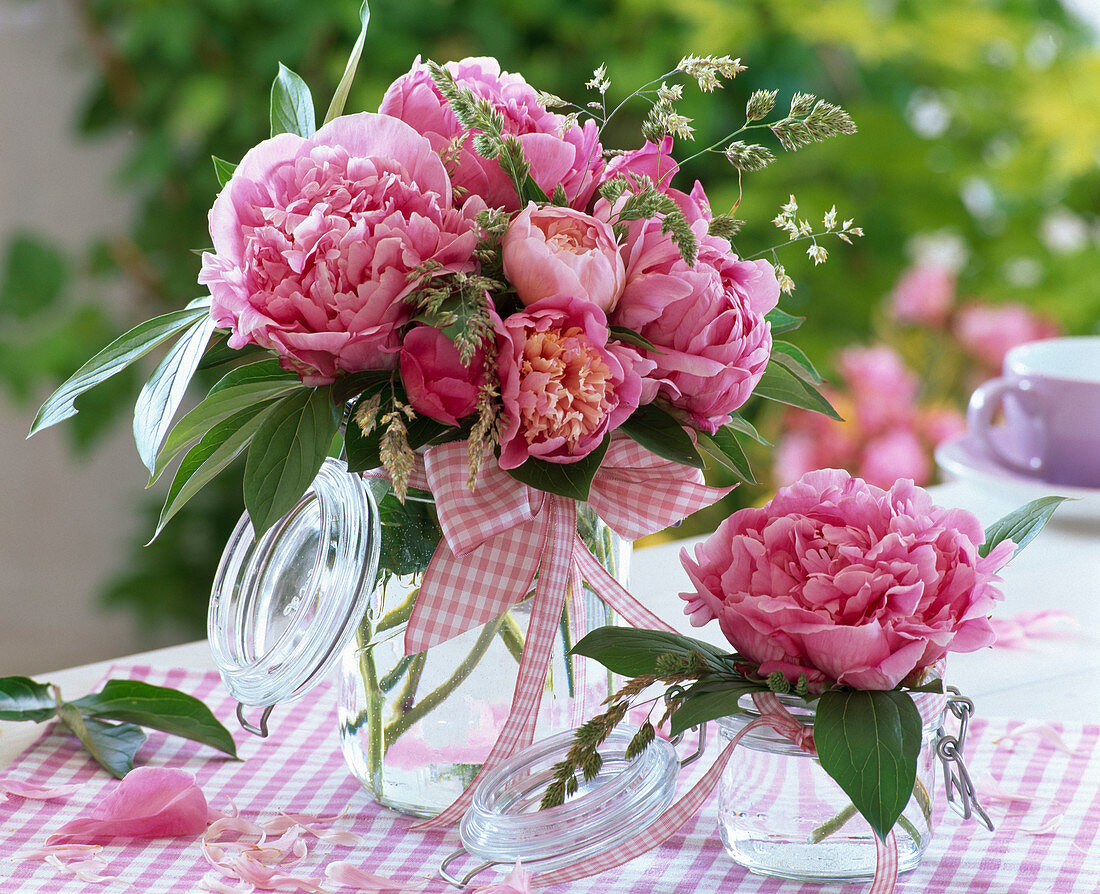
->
[838,345,918,433]
[496,297,651,469]
[601,137,710,226]
[888,264,956,327]
[199,112,481,385]
[502,203,625,311]
[681,469,1014,691]
[380,57,603,211]
[400,325,487,426]
[613,220,777,433]
[954,301,1060,370]
[50,768,212,844]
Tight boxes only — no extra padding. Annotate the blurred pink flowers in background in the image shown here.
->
[775,345,963,489]
[776,261,1061,488]
[888,264,956,327]
[681,469,1014,691]
[954,302,1060,370]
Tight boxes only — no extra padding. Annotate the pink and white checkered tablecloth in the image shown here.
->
[1,665,1098,893]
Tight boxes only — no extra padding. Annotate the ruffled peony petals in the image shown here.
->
[680,470,1009,690]
[49,767,211,845]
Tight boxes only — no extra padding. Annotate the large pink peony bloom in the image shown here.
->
[399,325,487,426]
[612,219,777,433]
[681,469,1014,691]
[199,113,481,385]
[496,297,652,469]
[380,57,604,212]
[502,203,625,311]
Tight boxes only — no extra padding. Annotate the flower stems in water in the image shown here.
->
[384,615,506,743]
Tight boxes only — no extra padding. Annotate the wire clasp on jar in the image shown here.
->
[936,686,994,830]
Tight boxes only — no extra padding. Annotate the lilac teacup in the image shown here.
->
[967,336,1100,487]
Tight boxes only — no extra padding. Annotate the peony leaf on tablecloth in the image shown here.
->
[56,702,146,779]
[0,676,57,722]
[72,679,238,760]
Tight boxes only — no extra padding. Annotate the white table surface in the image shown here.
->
[3,479,1097,772]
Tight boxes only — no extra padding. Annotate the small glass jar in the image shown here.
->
[717,692,945,883]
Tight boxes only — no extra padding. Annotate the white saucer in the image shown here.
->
[935,432,1100,522]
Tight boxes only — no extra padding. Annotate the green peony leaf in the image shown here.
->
[771,339,825,384]
[668,683,758,737]
[754,358,842,420]
[980,496,1069,559]
[0,676,57,722]
[134,315,216,473]
[503,436,610,501]
[29,305,211,436]
[620,403,705,468]
[696,426,758,485]
[57,703,146,779]
[212,155,238,188]
[73,680,238,759]
[726,410,770,446]
[571,627,730,677]
[153,402,274,540]
[814,689,922,843]
[151,361,301,482]
[765,307,805,335]
[323,2,371,125]
[243,386,342,537]
[270,62,316,138]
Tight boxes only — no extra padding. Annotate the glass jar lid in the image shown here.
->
[454,725,678,876]
[208,458,380,720]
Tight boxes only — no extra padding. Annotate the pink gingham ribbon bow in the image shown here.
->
[406,438,730,829]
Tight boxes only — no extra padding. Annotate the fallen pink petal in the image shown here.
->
[199,870,257,894]
[2,779,85,801]
[994,722,1078,755]
[324,860,425,891]
[43,851,119,884]
[48,766,212,845]
[990,609,1079,648]
[975,774,1039,806]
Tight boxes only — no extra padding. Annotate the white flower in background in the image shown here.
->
[1040,207,1089,254]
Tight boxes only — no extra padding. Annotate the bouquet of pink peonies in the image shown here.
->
[31,29,857,540]
[28,6,866,823]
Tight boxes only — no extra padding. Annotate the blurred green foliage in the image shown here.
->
[5,0,1098,632]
